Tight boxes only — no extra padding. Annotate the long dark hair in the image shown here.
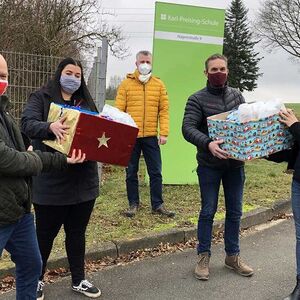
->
[47,57,98,112]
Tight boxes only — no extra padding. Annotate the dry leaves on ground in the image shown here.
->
[0,213,292,294]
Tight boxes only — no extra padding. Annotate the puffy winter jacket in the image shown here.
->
[21,86,99,206]
[0,95,67,226]
[115,70,169,138]
[182,83,245,169]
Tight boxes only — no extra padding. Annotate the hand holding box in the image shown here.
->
[207,110,293,161]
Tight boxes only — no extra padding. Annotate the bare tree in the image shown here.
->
[256,0,300,59]
[0,0,128,58]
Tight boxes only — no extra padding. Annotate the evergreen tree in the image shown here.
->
[223,0,262,92]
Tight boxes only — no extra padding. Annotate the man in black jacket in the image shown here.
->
[182,54,253,281]
[0,54,85,300]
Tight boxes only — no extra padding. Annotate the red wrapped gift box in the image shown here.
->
[43,103,139,166]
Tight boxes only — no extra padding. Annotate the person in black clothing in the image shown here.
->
[269,109,300,300]
[182,54,254,281]
[21,58,101,299]
[0,54,85,300]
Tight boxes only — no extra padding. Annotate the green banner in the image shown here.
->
[153,2,225,184]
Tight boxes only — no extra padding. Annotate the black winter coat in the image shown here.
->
[267,122,300,183]
[182,83,245,169]
[21,87,99,205]
[0,95,67,226]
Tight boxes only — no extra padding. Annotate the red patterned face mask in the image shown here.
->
[0,80,8,96]
[208,72,227,87]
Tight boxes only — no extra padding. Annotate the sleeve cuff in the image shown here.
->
[205,138,213,151]
[289,122,300,134]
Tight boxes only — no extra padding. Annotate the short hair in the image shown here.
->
[205,54,228,70]
[136,50,152,60]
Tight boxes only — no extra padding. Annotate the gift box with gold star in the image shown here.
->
[43,103,139,166]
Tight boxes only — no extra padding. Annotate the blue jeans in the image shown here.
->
[291,179,300,275]
[126,136,163,210]
[197,166,245,255]
[0,213,42,300]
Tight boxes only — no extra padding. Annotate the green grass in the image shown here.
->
[106,101,300,114]
[1,159,291,270]
[105,99,115,106]
[286,103,300,116]
[70,159,292,245]
[1,102,299,270]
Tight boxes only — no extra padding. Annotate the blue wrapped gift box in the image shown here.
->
[207,111,294,161]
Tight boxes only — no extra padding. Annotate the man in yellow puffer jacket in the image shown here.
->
[115,50,175,218]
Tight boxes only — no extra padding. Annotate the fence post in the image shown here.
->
[95,38,108,183]
[95,38,108,112]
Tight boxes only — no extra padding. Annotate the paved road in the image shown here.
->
[0,219,297,300]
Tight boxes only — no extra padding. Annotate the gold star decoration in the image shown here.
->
[97,132,111,148]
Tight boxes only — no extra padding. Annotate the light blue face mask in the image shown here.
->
[60,75,81,94]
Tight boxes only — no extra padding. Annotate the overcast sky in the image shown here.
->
[99,0,300,103]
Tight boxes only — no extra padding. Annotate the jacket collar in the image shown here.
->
[127,69,152,82]
[206,81,228,95]
[39,85,52,97]
[40,85,65,105]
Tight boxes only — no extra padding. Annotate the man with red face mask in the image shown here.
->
[182,54,254,281]
[0,54,86,300]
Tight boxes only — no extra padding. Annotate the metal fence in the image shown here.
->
[1,46,107,120]
[2,51,61,119]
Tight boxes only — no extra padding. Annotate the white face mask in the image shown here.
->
[138,63,152,75]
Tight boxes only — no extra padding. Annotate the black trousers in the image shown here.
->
[126,136,163,209]
[34,200,95,285]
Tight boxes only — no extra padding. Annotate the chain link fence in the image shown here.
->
[1,50,104,120]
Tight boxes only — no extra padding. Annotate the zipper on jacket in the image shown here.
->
[143,84,146,136]
[222,89,228,111]
[221,88,230,168]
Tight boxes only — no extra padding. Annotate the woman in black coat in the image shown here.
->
[21,58,101,299]
[269,109,300,300]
